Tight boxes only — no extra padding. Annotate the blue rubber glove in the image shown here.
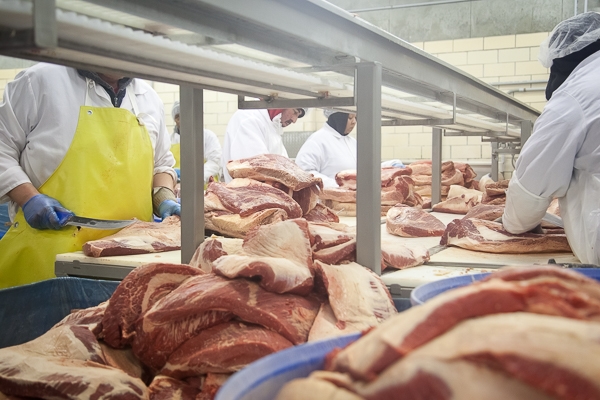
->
[158,199,181,219]
[22,194,74,230]
[174,168,181,182]
[392,163,405,168]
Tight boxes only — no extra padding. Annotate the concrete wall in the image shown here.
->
[329,0,600,42]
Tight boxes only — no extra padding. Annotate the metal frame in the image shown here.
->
[0,0,543,275]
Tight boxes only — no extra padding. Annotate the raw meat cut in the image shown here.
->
[414,185,450,197]
[213,219,314,295]
[227,154,323,191]
[386,204,445,237]
[335,167,412,190]
[408,160,455,176]
[293,185,321,215]
[484,180,509,196]
[316,261,396,329]
[133,274,319,370]
[82,216,181,257]
[327,273,600,381]
[478,174,494,189]
[446,184,482,199]
[308,222,355,251]
[323,201,357,217]
[101,263,203,349]
[161,321,293,378]
[431,193,480,214]
[480,265,597,285]
[313,239,356,265]
[303,203,340,223]
[189,236,244,273]
[148,375,200,400]
[308,303,370,342]
[463,204,504,221]
[406,313,600,400]
[381,176,419,206]
[206,180,302,219]
[381,239,429,270]
[320,187,357,203]
[411,169,464,187]
[481,192,506,205]
[205,208,287,238]
[0,325,148,399]
[276,378,363,400]
[381,167,413,186]
[454,162,477,185]
[99,343,146,381]
[440,218,572,253]
[335,169,358,190]
[195,373,231,400]
[52,301,107,335]
[356,356,553,400]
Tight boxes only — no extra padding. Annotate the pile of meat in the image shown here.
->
[206,154,334,238]
[320,161,477,216]
[319,167,423,216]
[276,265,600,400]
[0,220,399,400]
[83,216,181,257]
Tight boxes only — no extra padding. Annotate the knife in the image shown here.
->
[57,211,135,230]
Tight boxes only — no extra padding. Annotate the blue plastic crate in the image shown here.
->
[0,277,119,348]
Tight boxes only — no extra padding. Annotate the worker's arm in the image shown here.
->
[8,183,74,230]
[295,137,338,187]
[503,90,585,233]
[228,117,271,161]
[203,129,222,182]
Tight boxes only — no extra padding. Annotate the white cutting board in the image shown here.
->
[381,265,494,288]
[56,250,183,267]
[428,247,579,267]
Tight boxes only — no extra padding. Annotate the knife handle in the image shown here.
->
[55,210,74,227]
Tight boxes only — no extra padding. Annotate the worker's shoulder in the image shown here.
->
[129,78,157,97]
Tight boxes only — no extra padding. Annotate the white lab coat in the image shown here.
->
[0,63,176,220]
[222,109,287,182]
[503,51,600,264]
[171,128,222,180]
[295,123,357,187]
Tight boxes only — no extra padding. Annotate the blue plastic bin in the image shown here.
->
[411,267,600,306]
[0,277,119,348]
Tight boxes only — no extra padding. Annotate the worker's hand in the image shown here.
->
[158,199,181,219]
[22,194,74,230]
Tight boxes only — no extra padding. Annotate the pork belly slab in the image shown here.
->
[204,208,287,238]
[189,236,244,273]
[82,216,181,257]
[101,263,203,349]
[212,219,314,295]
[386,204,445,237]
[440,218,572,253]
[162,321,293,379]
[227,153,323,191]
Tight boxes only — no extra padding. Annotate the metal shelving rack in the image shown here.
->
[0,0,540,274]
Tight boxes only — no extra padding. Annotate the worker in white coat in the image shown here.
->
[0,63,179,289]
[222,108,305,182]
[170,101,222,183]
[502,12,600,264]
[296,109,404,187]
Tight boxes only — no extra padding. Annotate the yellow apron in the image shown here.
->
[0,86,153,289]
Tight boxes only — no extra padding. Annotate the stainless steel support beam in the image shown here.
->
[180,87,205,264]
[382,118,454,126]
[356,62,382,275]
[238,97,355,110]
[431,128,443,206]
[491,141,499,181]
[33,0,57,48]
[520,120,533,147]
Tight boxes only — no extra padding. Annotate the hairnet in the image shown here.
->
[298,108,307,118]
[171,101,180,120]
[323,109,348,119]
[539,12,600,68]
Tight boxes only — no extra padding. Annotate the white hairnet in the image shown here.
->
[323,109,348,118]
[538,12,600,68]
[171,100,180,120]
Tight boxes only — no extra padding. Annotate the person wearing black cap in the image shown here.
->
[222,107,305,182]
[502,12,600,264]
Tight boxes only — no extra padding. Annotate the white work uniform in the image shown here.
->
[222,109,287,182]
[295,123,357,187]
[0,63,176,220]
[503,51,600,264]
[170,128,222,180]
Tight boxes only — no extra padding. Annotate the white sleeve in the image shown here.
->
[503,176,552,234]
[0,71,36,203]
[203,129,222,182]
[503,90,585,233]
[150,99,177,185]
[229,117,271,161]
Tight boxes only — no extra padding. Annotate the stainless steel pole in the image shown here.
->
[356,62,382,274]
[431,127,443,206]
[180,86,205,264]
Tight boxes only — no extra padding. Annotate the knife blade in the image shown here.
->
[542,213,564,228]
[57,211,135,230]
[428,244,447,256]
